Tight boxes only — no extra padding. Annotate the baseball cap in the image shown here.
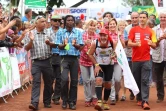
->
[126,15,131,21]
[99,29,109,35]
[51,15,62,19]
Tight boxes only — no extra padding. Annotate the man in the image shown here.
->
[75,19,83,33]
[125,15,132,25]
[152,11,166,103]
[124,11,139,100]
[22,8,32,22]
[50,15,62,105]
[56,15,84,110]
[24,16,54,110]
[75,19,84,85]
[103,12,114,19]
[128,11,157,110]
[149,14,157,26]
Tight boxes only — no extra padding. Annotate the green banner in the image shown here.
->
[132,6,159,24]
[25,0,46,7]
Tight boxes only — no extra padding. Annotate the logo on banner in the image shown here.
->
[53,8,88,20]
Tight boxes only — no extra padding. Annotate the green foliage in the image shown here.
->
[122,0,154,7]
[47,0,64,8]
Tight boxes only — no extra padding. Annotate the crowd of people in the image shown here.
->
[0,4,166,111]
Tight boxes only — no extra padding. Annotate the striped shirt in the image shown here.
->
[24,28,54,60]
[49,27,62,54]
[55,28,84,56]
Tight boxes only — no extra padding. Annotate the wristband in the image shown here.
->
[95,63,99,66]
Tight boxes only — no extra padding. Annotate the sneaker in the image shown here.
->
[94,100,103,110]
[120,96,126,101]
[85,101,91,107]
[156,99,164,103]
[142,101,150,110]
[137,101,142,106]
[103,102,110,110]
[130,93,135,100]
[110,100,116,105]
[91,98,98,106]
[29,104,38,110]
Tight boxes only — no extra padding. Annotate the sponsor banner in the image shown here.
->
[52,8,89,20]
[0,47,12,97]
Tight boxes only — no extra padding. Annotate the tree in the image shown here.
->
[122,0,154,7]
[47,0,65,8]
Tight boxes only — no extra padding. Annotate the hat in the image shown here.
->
[51,15,62,19]
[7,29,14,36]
[126,15,131,21]
[99,29,109,35]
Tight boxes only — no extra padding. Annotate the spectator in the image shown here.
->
[22,8,32,22]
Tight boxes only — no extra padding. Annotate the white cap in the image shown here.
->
[126,15,131,20]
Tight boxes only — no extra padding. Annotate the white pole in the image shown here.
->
[21,0,24,17]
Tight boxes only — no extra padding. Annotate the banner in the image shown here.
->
[25,0,47,12]
[0,47,13,97]
[115,38,139,96]
[10,55,21,90]
[132,6,160,24]
[52,8,89,20]
[89,7,131,21]
[16,48,27,85]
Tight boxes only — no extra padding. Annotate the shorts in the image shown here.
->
[96,65,114,82]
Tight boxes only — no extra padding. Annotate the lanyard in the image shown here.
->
[65,32,73,39]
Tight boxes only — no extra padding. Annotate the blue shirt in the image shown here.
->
[50,27,62,54]
[56,28,84,56]
[96,29,100,34]
[22,16,28,22]
[124,30,128,41]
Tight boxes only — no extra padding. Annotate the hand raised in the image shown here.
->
[29,32,34,41]
[8,19,16,27]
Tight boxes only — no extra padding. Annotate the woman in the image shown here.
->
[117,20,128,101]
[109,18,125,104]
[80,19,98,107]
[88,28,116,110]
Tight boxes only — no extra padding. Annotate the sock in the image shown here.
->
[104,88,111,101]
[95,86,102,100]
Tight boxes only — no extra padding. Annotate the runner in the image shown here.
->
[88,28,116,110]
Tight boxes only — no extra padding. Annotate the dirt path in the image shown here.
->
[0,84,166,111]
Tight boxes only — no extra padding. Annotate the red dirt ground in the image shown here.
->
[0,84,166,111]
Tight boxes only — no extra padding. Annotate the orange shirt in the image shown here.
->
[128,26,155,62]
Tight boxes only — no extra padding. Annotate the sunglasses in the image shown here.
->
[36,16,44,20]
[139,11,148,17]
[52,19,61,22]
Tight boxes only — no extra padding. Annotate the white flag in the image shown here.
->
[115,37,139,96]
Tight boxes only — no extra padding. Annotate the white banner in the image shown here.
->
[52,8,89,20]
[89,7,131,21]
[10,55,21,90]
[115,38,139,96]
[0,47,13,97]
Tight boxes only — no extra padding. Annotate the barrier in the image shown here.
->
[0,47,31,103]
